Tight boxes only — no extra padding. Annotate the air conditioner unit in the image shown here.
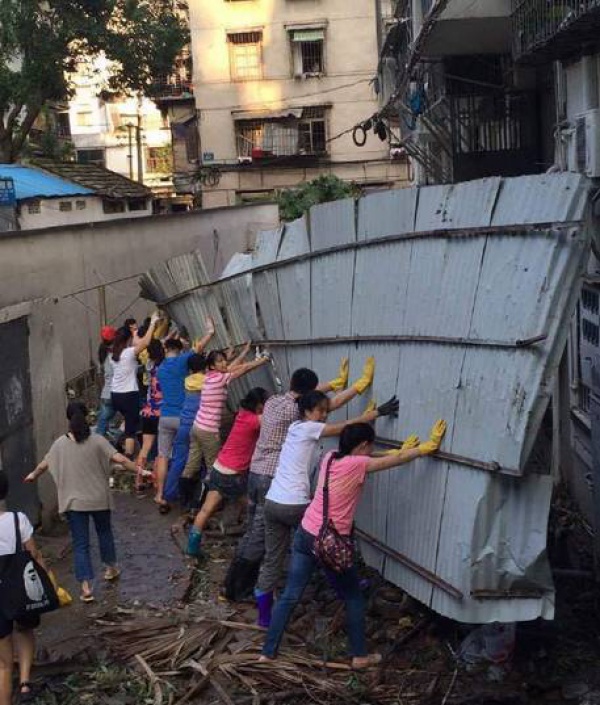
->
[568,109,600,177]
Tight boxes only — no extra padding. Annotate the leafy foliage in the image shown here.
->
[0,1,188,161]
[277,175,358,221]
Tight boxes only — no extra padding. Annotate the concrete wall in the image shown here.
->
[0,301,65,525]
[18,195,152,230]
[0,202,278,380]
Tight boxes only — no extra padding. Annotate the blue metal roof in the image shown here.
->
[0,164,94,200]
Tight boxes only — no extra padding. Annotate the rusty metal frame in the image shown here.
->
[354,527,464,600]
[251,333,547,350]
[154,220,582,306]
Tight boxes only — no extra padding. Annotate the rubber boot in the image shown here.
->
[255,591,274,628]
[224,558,261,602]
[187,527,202,557]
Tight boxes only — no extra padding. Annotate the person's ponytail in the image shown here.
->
[66,401,90,444]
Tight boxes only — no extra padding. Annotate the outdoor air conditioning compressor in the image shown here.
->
[568,108,600,177]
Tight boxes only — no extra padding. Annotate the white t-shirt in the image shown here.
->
[266,420,325,505]
[110,347,139,394]
[0,511,33,555]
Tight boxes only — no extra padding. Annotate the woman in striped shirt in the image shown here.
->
[180,347,270,491]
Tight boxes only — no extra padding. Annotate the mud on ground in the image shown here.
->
[28,482,600,705]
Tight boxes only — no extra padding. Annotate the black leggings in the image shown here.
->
[111,391,140,438]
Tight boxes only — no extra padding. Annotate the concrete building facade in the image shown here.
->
[68,56,173,194]
[188,0,408,208]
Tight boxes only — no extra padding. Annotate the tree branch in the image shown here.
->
[12,102,42,159]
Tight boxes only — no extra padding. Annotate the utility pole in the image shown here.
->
[136,94,144,184]
[126,123,134,180]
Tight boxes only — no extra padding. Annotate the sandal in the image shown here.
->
[80,591,95,603]
[104,566,121,582]
[19,682,36,702]
[351,653,382,670]
[158,503,171,515]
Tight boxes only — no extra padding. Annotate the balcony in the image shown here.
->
[151,51,194,101]
[513,0,600,62]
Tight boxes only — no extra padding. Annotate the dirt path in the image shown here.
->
[36,490,191,662]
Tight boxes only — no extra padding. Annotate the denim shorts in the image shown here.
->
[208,468,248,500]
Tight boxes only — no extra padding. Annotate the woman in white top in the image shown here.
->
[110,314,159,457]
[0,472,47,704]
[254,389,398,628]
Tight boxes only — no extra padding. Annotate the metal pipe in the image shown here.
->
[470,589,547,600]
[247,333,547,351]
[155,220,583,306]
[375,436,520,476]
[354,527,463,600]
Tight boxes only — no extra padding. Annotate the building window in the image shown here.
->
[235,107,327,158]
[228,31,263,81]
[582,287,599,315]
[146,146,173,174]
[582,318,599,346]
[579,383,591,414]
[77,149,106,167]
[76,200,87,211]
[27,200,41,214]
[75,111,94,127]
[59,201,73,212]
[103,199,126,214]
[290,29,325,77]
[128,198,148,211]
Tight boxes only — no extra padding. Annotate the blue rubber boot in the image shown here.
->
[255,591,274,628]
[187,527,202,557]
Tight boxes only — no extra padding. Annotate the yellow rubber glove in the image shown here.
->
[365,399,377,412]
[418,420,447,456]
[382,434,419,456]
[154,317,170,340]
[352,357,375,395]
[401,434,420,450]
[328,357,349,392]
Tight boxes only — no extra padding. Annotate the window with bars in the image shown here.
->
[27,200,41,215]
[59,201,73,212]
[582,318,600,346]
[235,107,327,158]
[290,29,325,77]
[228,31,263,81]
[582,287,599,315]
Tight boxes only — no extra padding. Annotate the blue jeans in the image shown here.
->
[96,399,116,437]
[164,391,200,502]
[66,510,117,582]
[262,527,366,659]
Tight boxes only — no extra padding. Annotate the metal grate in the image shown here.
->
[228,32,263,81]
[235,108,327,158]
[582,318,600,346]
[582,288,599,314]
[512,0,600,60]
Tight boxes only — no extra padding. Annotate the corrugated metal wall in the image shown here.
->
[144,173,593,623]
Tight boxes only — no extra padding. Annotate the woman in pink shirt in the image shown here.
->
[187,387,269,556]
[260,418,446,669]
[180,347,270,493]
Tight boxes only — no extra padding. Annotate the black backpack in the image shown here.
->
[0,513,59,620]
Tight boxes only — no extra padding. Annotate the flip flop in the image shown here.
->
[351,653,382,670]
[19,682,35,702]
[104,567,121,582]
[80,592,95,603]
[158,503,171,515]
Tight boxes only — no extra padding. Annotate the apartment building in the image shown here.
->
[379,0,600,534]
[68,56,173,195]
[188,0,408,208]
[378,0,549,185]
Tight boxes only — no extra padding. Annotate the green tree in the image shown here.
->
[277,175,358,222]
[0,0,188,162]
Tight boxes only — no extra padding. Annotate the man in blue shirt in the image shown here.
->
[154,318,215,513]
